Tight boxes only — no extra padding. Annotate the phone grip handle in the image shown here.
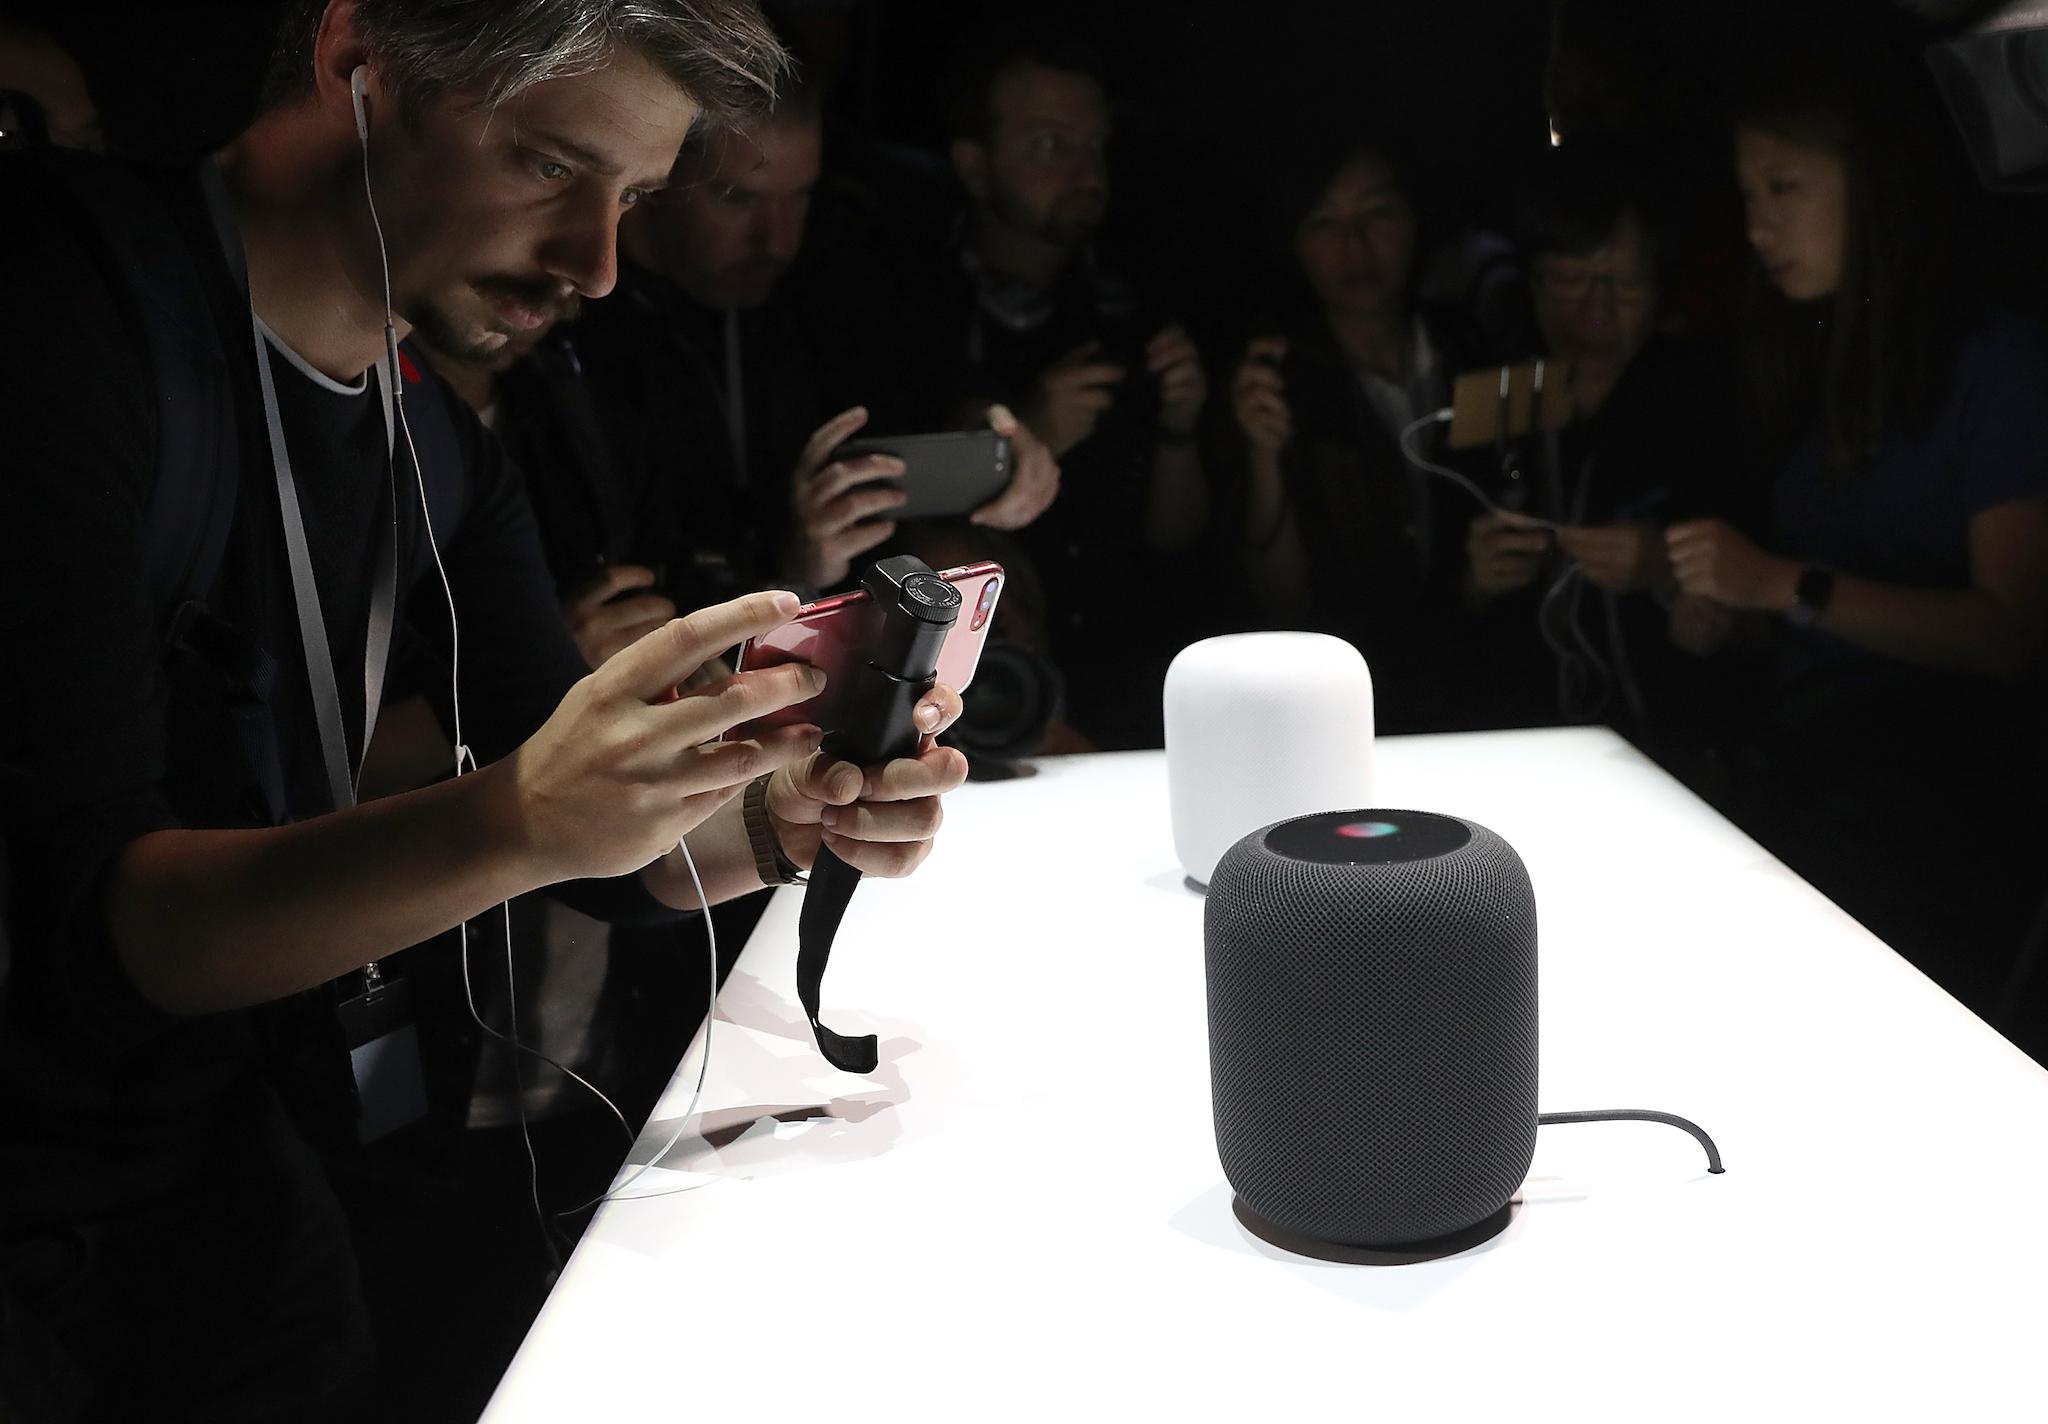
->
[795,557,959,1073]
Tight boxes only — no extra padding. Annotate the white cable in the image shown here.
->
[564,834,722,1210]
[365,113,721,1228]
[1395,409,1557,528]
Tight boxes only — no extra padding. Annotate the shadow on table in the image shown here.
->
[623,964,944,1182]
[1167,1180,1527,1311]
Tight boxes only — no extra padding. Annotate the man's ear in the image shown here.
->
[309,0,376,121]
[950,137,990,202]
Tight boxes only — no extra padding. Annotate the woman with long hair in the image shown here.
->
[1225,127,1497,731]
[1668,40,2048,1008]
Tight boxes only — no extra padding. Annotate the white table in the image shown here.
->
[486,729,2048,1424]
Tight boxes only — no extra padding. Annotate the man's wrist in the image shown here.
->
[743,773,806,885]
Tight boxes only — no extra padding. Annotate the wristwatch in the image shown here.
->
[1787,566,1836,630]
[743,773,806,885]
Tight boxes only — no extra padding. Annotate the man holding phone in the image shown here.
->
[928,24,1212,746]
[0,0,970,1414]
[555,25,1058,612]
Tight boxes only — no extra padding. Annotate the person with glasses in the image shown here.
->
[1458,141,1742,743]
[915,24,1211,750]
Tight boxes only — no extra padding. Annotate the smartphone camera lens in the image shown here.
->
[970,576,1001,633]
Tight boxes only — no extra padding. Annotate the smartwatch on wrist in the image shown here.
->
[743,773,806,886]
[1787,566,1836,630]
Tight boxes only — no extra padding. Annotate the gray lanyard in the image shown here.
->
[201,163,400,814]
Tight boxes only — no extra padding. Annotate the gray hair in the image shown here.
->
[260,0,789,129]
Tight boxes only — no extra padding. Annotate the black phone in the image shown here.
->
[833,430,1014,521]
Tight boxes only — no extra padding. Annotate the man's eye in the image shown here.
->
[621,187,647,208]
[533,157,571,182]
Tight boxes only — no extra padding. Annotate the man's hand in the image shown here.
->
[1666,519,1796,611]
[789,406,908,589]
[1023,341,1124,457]
[1232,337,1293,456]
[1466,511,1551,601]
[564,564,678,669]
[511,591,824,883]
[1668,592,1736,657]
[970,402,1061,530]
[765,684,971,878]
[1555,521,1660,593]
[1149,324,1208,439]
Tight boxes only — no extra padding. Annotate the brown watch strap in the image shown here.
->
[743,773,805,886]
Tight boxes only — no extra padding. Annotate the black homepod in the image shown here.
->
[1204,809,1538,1260]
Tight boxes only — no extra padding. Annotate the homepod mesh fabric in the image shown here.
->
[1205,813,1538,1246]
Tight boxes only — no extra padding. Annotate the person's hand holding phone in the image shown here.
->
[1024,340,1125,456]
[1465,511,1552,605]
[509,591,826,884]
[969,402,1061,530]
[762,685,971,879]
[788,406,908,589]
[1232,336,1294,457]
[1149,323,1208,439]
[564,563,677,669]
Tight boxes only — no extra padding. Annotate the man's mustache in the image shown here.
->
[474,277,581,320]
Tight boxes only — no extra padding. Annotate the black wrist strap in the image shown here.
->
[797,849,878,1073]
[791,555,959,1075]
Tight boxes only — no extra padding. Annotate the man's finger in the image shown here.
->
[807,454,906,508]
[816,830,932,880]
[648,662,826,755]
[784,750,866,808]
[800,405,871,477]
[819,484,909,535]
[823,519,898,562]
[596,590,802,704]
[859,744,970,803]
[911,684,964,738]
[818,794,945,845]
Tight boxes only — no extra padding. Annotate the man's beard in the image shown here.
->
[411,278,580,368]
[991,182,1102,259]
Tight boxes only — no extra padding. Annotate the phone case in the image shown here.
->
[833,431,1013,521]
[1446,359,1578,450]
[723,563,1005,742]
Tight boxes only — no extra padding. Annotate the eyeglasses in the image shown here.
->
[1008,128,1108,168]
[1534,265,1653,303]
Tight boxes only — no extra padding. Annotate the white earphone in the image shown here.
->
[349,63,371,146]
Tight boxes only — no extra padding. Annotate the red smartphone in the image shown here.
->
[724,562,1005,741]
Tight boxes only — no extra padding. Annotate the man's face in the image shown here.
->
[1293,153,1415,322]
[378,49,696,363]
[963,62,1110,256]
[638,112,822,310]
[1530,212,1657,370]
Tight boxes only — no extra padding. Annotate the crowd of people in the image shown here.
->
[3,0,2046,1419]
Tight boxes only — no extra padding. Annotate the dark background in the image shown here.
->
[18,0,2040,334]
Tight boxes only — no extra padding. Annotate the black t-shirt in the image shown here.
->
[0,158,655,1218]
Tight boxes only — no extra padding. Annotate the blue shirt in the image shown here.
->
[1771,311,2048,688]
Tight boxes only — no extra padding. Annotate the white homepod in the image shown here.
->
[1163,633,1374,889]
